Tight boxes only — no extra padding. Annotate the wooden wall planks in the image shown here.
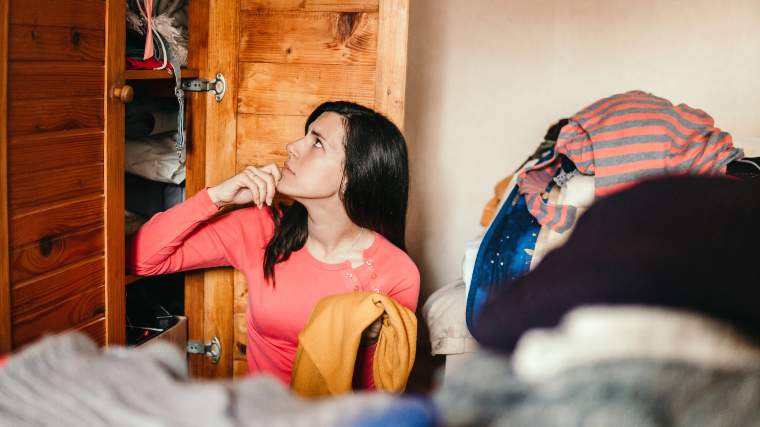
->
[9,99,103,137]
[3,0,109,348]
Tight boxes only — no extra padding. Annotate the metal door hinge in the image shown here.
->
[181,73,226,102]
[186,336,221,364]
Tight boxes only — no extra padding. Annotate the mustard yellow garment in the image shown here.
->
[290,291,417,397]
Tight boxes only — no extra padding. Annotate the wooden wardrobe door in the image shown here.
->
[0,0,125,350]
[192,0,409,378]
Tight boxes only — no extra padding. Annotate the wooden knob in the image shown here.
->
[112,85,134,104]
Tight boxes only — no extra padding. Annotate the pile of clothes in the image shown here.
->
[466,90,759,329]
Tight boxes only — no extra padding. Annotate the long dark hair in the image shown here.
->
[263,101,409,283]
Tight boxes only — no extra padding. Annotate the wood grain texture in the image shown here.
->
[76,316,106,346]
[185,0,209,378]
[10,195,104,248]
[9,99,103,136]
[9,24,104,62]
[241,0,378,12]
[104,0,125,346]
[8,62,103,100]
[10,226,103,283]
[8,163,104,216]
[239,11,377,65]
[12,257,105,347]
[236,114,304,169]
[374,0,408,131]
[200,0,240,378]
[233,270,247,361]
[237,62,375,115]
[9,0,106,30]
[233,359,249,378]
[0,0,11,353]
[8,129,103,174]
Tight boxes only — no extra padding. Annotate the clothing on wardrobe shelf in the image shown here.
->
[290,291,417,397]
[125,173,184,218]
[517,90,744,233]
[127,0,188,67]
[125,94,179,138]
[125,210,149,236]
[125,133,186,185]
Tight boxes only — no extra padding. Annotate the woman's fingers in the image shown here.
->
[250,168,277,206]
[261,163,283,185]
[243,169,268,207]
[237,172,261,206]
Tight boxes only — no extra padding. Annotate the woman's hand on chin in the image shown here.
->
[207,164,282,209]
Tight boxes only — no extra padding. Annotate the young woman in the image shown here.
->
[128,101,420,389]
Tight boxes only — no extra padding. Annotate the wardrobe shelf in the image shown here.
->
[125,68,199,81]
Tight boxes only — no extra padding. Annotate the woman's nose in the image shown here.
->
[286,140,298,158]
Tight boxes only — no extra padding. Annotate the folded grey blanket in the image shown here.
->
[0,333,396,427]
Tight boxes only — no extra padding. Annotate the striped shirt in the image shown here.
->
[517,91,744,232]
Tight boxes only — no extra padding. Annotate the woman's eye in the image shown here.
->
[313,140,323,149]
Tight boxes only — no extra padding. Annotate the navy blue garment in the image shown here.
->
[466,151,567,332]
[473,176,760,352]
[466,188,541,332]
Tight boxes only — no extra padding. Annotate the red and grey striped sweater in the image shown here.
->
[517,91,743,232]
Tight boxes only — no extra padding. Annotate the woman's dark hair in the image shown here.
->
[263,101,409,283]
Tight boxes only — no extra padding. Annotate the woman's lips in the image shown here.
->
[283,164,295,175]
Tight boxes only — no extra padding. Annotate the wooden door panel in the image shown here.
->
[1,0,124,350]
[9,130,104,174]
[11,257,105,347]
[9,99,103,137]
[236,114,304,169]
[9,0,106,30]
[10,196,104,248]
[8,63,104,100]
[9,25,105,62]
[9,163,104,215]
[237,62,375,115]
[239,11,378,65]
[241,0,379,13]
[10,226,104,283]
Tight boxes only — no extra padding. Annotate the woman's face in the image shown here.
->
[277,112,347,200]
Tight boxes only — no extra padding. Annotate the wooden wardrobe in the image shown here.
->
[0,0,409,379]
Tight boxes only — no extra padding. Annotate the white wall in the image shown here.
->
[405,0,760,296]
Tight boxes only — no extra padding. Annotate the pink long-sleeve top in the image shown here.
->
[127,188,420,387]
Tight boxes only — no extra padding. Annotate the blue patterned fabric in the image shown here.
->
[466,151,560,332]
[466,188,541,331]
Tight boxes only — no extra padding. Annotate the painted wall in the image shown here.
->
[405,0,760,296]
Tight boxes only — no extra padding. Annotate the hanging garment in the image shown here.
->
[290,292,417,397]
[517,91,744,233]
